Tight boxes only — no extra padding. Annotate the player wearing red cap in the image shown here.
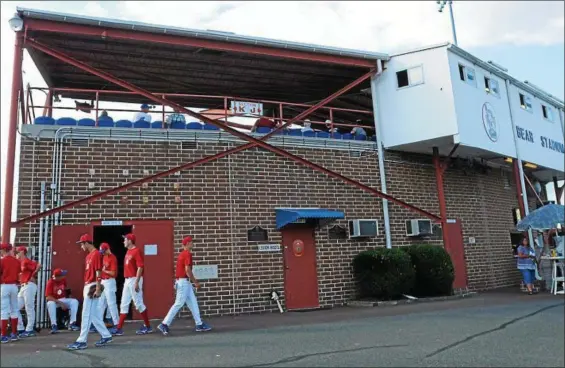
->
[15,246,40,337]
[67,234,113,350]
[1,243,20,343]
[158,236,211,335]
[45,268,79,334]
[92,243,119,331]
[111,233,152,336]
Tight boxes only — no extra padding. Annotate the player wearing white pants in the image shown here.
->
[46,298,79,327]
[16,282,37,333]
[158,235,211,335]
[1,243,21,343]
[99,278,119,325]
[75,283,112,345]
[120,277,146,314]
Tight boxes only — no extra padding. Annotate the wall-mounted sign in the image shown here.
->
[230,101,263,116]
[258,244,281,252]
[144,244,158,256]
[515,126,565,154]
[468,237,476,244]
[248,226,268,242]
[193,265,218,280]
[328,225,347,240]
[101,220,123,226]
[292,239,304,257]
[481,102,499,142]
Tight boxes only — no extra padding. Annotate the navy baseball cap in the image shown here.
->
[141,104,150,109]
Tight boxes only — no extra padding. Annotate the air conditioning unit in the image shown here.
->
[349,219,378,238]
[405,219,432,237]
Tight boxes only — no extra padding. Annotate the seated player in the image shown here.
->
[45,268,79,334]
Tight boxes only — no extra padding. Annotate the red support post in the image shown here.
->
[433,147,450,248]
[14,39,441,227]
[1,33,24,243]
[42,90,52,117]
[95,91,99,126]
[513,160,526,217]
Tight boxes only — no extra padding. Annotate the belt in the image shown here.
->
[176,277,188,281]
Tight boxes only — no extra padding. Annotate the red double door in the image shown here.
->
[281,225,320,310]
[51,220,174,320]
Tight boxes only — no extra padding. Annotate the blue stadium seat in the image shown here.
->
[170,121,186,129]
[303,130,315,138]
[186,122,203,130]
[342,133,353,140]
[77,118,96,127]
[331,132,342,139]
[133,120,150,129]
[151,121,163,129]
[256,127,271,134]
[34,116,55,125]
[203,124,219,131]
[97,117,114,127]
[56,117,77,126]
[273,129,283,135]
[288,129,302,137]
[115,120,132,128]
[369,135,377,142]
[316,131,330,139]
[355,134,367,141]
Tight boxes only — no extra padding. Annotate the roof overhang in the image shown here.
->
[275,208,345,229]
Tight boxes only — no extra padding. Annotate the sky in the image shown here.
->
[1,1,564,231]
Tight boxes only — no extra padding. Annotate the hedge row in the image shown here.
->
[352,245,455,300]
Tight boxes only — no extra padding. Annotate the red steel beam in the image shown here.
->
[14,39,440,228]
[24,19,377,69]
[1,33,24,243]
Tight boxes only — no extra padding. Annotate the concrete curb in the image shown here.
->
[347,291,478,308]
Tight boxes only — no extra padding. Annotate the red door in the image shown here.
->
[131,220,174,320]
[282,225,319,310]
[444,219,468,289]
[51,224,91,301]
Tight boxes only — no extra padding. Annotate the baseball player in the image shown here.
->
[67,234,113,350]
[158,236,211,335]
[45,268,80,334]
[110,233,152,336]
[90,243,119,333]
[1,243,20,343]
[16,245,40,337]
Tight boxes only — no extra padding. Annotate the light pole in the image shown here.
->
[437,1,458,46]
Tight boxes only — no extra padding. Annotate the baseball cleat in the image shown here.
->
[50,324,59,334]
[9,333,19,341]
[20,331,36,338]
[68,323,80,331]
[157,323,169,336]
[109,327,123,336]
[135,325,153,335]
[195,322,212,332]
[94,337,113,347]
[67,342,87,350]
[1,336,10,344]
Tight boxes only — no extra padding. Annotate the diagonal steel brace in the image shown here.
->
[13,39,441,227]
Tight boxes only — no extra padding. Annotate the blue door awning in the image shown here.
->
[275,208,345,230]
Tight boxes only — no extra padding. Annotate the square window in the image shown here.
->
[396,66,424,89]
[542,105,554,121]
[458,64,476,87]
[396,70,409,88]
[519,93,532,112]
[484,77,500,97]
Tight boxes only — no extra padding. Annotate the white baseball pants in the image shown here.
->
[1,284,19,320]
[163,279,202,326]
[99,278,119,325]
[46,298,79,326]
[76,283,111,343]
[120,277,146,314]
[17,282,37,332]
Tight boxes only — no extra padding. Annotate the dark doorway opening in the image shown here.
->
[93,225,133,319]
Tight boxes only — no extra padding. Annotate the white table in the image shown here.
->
[540,256,565,295]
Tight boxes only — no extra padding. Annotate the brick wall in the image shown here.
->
[14,134,538,316]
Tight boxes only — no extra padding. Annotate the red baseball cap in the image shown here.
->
[52,268,68,277]
[16,246,28,254]
[123,233,136,243]
[100,242,110,251]
[182,236,193,245]
[0,243,12,251]
[76,233,93,244]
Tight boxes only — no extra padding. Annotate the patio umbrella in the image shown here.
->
[516,203,565,231]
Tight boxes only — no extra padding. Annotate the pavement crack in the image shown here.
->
[240,344,408,367]
[425,302,564,359]
[67,350,110,367]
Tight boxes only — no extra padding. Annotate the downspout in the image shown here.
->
[370,60,392,249]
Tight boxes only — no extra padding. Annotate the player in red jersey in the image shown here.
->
[1,244,20,343]
[45,268,79,334]
[158,236,211,335]
[90,243,119,333]
[15,246,40,337]
[67,234,113,350]
[110,233,152,336]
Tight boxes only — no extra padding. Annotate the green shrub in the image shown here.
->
[352,248,415,300]
[404,244,454,297]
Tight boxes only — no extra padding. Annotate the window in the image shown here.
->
[458,64,476,87]
[519,93,533,112]
[396,65,424,88]
[542,104,554,122]
[484,77,500,97]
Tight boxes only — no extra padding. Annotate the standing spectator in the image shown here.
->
[133,104,152,123]
[516,236,537,295]
[351,119,367,136]
[301,120,314,133]
[166,108,186,127]
[325,120,339,134]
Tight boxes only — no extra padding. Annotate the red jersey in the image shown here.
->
[1,255,20,284]
[84,250,102,284]
[101,254,118,280]
[124,247,144,278]
[45,279,67,299]
[175,250,193,279]
[20,258,38,284]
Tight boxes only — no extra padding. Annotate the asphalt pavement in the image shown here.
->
[1,290,563,367]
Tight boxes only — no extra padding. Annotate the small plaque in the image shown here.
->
[328,225,347,240]
[144,244,158,256]
[101,220,123,226]
[248,226,268,242]
[193,265,218,280]
[258,244,280,252]
[468,237,476,244]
